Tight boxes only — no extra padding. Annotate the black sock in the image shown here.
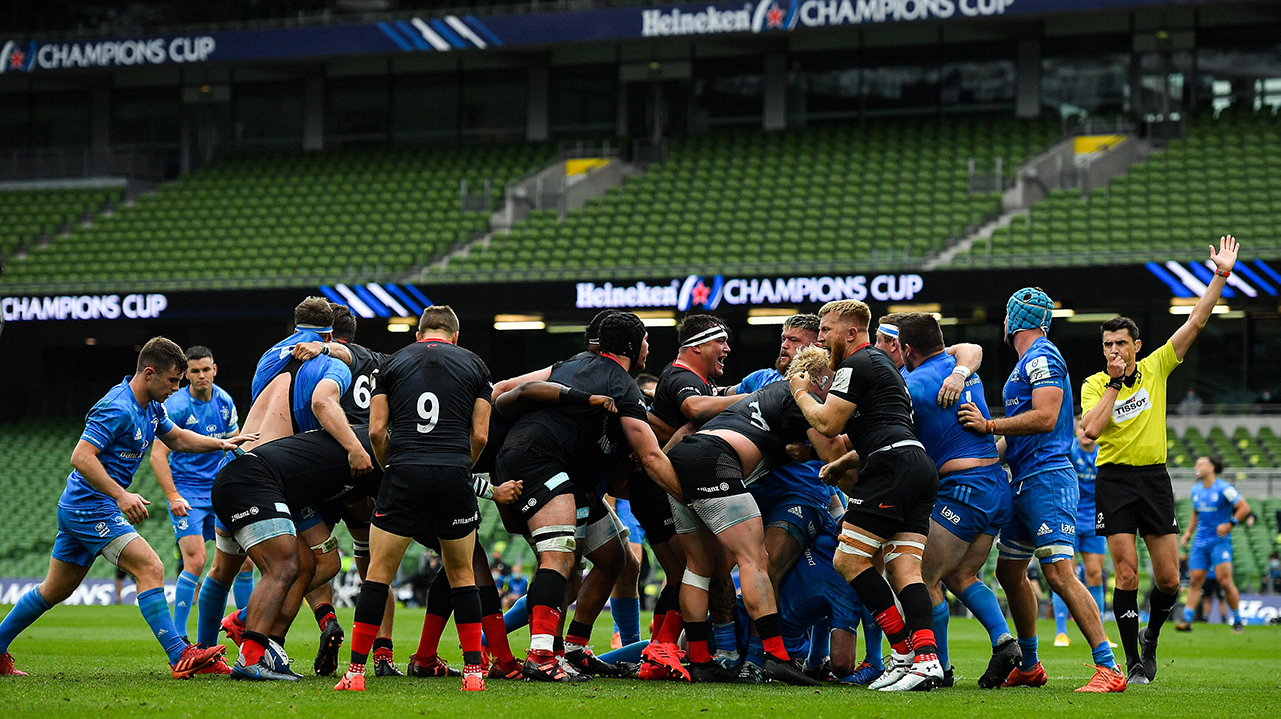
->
[451,585,483,666]
[426,570,454,619]
[372,637,393,652]
[1147,587,1179,639]
[528,568,569,615]
[896,582,936,655]
[268,635,285,647]
[849,567,909,647]
[314,603,336,626]
[480,583,503,616]
[352,581,390,666]
[1114,588,1140,665]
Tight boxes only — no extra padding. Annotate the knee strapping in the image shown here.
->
[681,568,711,590]
[311,535,339,555]
[352,538,370,559]
[531,524,577,554]
[1034,543,1076,562]
[884,540,925,563]
[837,528,883,558]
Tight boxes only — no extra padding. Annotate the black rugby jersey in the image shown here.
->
[340,342,390,425]
[702,380,813,471]
[650,361,717,430]
[828,344,917,459]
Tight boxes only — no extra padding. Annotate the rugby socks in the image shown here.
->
[1147,587,1179,639]
[1052,591,1070,636]
[0,587,51,653]
[1113,587,1140,665]
[528,568,568,654]
[932,601,950,669]
[173,571,199,639]
[240,630,268,666]
[138,587,186,664]
[860,605,884,667]
[654,583,684,644]
[348,580,389,669]
[416,570,453,659]
[1182,604,1196,624]
[1017,636,1039,670]
[848,568,911,655]
[897,583,938,659]
[713,621,738,658]
[314,602,337,629]
[566,620,594,651]
[479,584,515,663]
[959,581,1010,647]
[808,617,831,667]
[482,594,528,647]
[233,570,254,611]
[601,639,649,664]
[754,613,790,661]
[650,585,673,638]
[686,621,712,664]
[1091,640,1117,670]
[1089,584,1106,619]
[745,635,765,668]
[452,586,484,667]
[195,574,231,647]
[612,597,641,646]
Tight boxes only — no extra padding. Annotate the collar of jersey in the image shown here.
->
[672,360,709,383]
[600,352,627,368]
[417,338,449,344]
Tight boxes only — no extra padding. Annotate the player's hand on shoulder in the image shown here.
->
[167,494,191,517]
[937,374,964,407]
[590,395,618,414]
[118,492,150,523]
[221,432,259,450]
[348,446,374,476]
[492,480,523,505]
[291,341,323,361]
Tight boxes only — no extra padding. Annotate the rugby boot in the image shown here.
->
[1233,621,1244,634]
[731,661,765,684]
[333,666,366,691]
[220,610,246,647]
[868,651,912,690]
[846,660,883,686]
[1053,633,1071,647]
[940,666,955,688]
[614,661,641,679]
[461,664,486,692]
[478,648,491,673]
[881,654,944,692]
[978,636,1021,689]
[0,652,27,676]
[407,654,462,677]
[1075,664,1126,693]
[641,641,689,681]
[522,649,592,683]
[687,661,733,683]
[374,647,405,677]
[313,617,344,676]
[194,654,233,675]
[231,655,300,682]
[1138,627,1159,682]
[763,655,822,686]
[488,656,525,679]
[171,642,226,679]
[1175,621,1193,632]
[265,640,304,679]
[1002,661,1048,688]
[565,645,620,676]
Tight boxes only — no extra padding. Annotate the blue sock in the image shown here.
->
[713,621,738,656]
[236,607,247,623]
[861,606,884,667]
[1089,584,1106,619]
[0,587,52,653]
[611,597,641,646]
[808,617,831,666]
[196,575,231,647]
[600,639,648,664]
[1017,635,1039,670]
[1052,591,1069,636]
[1183,605,1195,624]
[233,570,254,611]
[960,581,1011,647]
[1091,640,1117,669]
[139,587,186,663]
[932,601,951,670]
[173,571,199,640]
[746,635,764,667]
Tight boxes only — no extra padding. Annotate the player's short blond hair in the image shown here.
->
[785,345,832,380]
[819,299,871,330]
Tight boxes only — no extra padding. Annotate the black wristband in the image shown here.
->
[1107,376,1124,391]
[559,385,593,407]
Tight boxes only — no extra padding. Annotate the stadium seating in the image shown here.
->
[437,116,1059,282]
[0,145,553,290]
[0,188,121,261]
[953,110,1281,267]
[1168,425,1281,468]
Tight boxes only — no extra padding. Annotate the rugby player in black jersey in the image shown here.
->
[210,426,383,681]
[334,305,494,693]
[788,299,944,692]
[665,362,845,685]
[494,312,682,682]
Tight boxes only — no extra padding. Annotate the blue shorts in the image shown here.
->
[1189,536,1233,572]
[292,505,326,533]
[170,497,216,542]
[614,498,645,545]
[53,502,141,568]
[933,465,1013,543]
[761,495,825,549]
[998,466,1079,565]
[1075,527,1107,555]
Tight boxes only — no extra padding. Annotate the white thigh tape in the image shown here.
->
[101,532,141,567]
[996,539,1034,561]
[836,527,883,557]
[531,524,577,554]
[312,535,339,554]
[1034,543,1076,562]
[216,532,246,556]
[682,568,711,590]
[884,540,925,563]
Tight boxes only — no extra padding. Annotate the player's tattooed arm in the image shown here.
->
[938,343,982,408]
[71,440,150,524]
[148,441,189,517]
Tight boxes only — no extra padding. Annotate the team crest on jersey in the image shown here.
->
[221,406,230,421]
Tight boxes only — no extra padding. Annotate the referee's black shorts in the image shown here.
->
[1094,463,1179,537]
[842,445,938,539]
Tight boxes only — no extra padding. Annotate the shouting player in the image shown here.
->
[0,338,255,677]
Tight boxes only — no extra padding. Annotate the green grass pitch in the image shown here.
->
[2,605,1279,717]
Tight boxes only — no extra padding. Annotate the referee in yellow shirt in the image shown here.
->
[1080,236,1239,686]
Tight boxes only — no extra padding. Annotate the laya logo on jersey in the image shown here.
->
[1111,387,1150,424]
[939,505,961,525]
[678,274,725,311]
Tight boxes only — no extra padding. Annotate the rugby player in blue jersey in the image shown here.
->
[0,338,256,677]
[1050,420,1114,648]
[150,346,240,648]
[895,313,1020,689]
[958,288,1124,693]
[1178,455,1250,633]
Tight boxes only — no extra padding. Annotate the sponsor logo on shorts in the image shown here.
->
[788,506,804,519]
[697,486,723,494]
[522,498,538,512]
[940,505,961,525]
[1037,522,1052,536]
[231,507,258,521]
[95,521,109,537]
[1096,511,1105,530]
[453,511,480,526]
[1061,523,1075,535]
[176,518,188,530]
[274,503,289,513]
[849,498,863,505]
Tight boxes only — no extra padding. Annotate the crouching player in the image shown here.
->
[211,426,384,680]
[0,338,256,677]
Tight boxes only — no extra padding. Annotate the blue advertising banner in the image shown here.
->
[0,0,1214,73]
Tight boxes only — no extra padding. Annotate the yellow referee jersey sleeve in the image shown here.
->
[1081,340,1182,467]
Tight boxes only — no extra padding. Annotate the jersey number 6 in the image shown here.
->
[353,375,372,409]
[416,391,439,433]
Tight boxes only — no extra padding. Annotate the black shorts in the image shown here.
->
[373,465,479,542]
[211,454,293,536]
[842,445,938,539]
[668,434,750,501]
[1095,463,1178,537]
[319,499,371,533]
[627,468,676,545]
[497,424,578,523]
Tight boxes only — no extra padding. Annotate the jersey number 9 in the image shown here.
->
[416,391,439,433]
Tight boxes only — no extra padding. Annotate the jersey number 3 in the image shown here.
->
[416,391,439,433]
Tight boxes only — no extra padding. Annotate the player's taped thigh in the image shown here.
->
[691,493,761,535]
[668,495,703,535]
[837,527,884,558]
[766,517,809,549]
[681,567,711,590]
[884,540,925,563]
[1033,543,1076,563]
[215,531,246,556]
[531,524,577,554]
[312,534,339,555]
[582,503,626,555]
[101,532,142,567]
[996,538,1034,562]
[234,518,297,553]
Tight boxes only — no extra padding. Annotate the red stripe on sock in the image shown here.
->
[457,622,483,657]
[481,614,514,663]
[317,613,336,630]
[416,613,447,659]
[351,621,379,659]
[911,629,937,655]
[240,638,266,666]
[530,605,562,640]
[655,611,684,644]
[689,640,711,664]
[761,635,789,660]
[874,607,906,636]
[651,612,665,640]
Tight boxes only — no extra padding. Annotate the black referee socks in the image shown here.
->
[1113,588,1140,664]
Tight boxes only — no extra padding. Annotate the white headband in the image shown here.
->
[681,326,728,348]
[876,324,899,338]
[296,324,334,333]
